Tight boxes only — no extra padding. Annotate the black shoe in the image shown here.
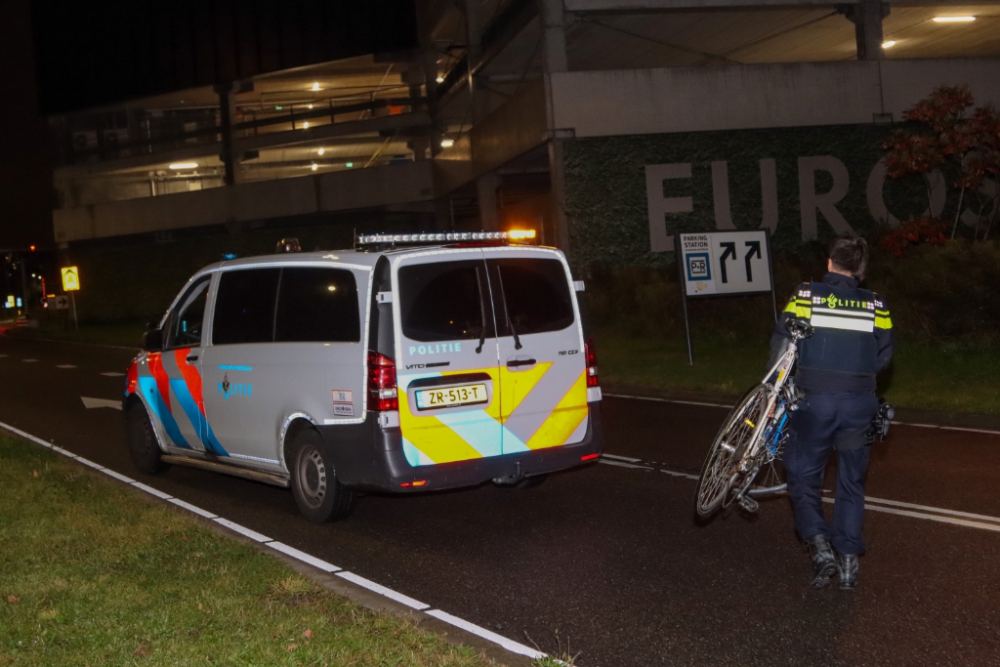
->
[837,554,859,591]
[807,535,837,589]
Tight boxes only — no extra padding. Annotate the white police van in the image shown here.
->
[124,232,604,522]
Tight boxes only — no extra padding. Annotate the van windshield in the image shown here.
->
[491,258,574,335]
[399,260,494,342]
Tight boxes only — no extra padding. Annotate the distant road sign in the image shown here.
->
[678,231,772,297]
[61,266,80,292]
[52,295,70,310]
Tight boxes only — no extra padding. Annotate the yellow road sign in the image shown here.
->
[61,266,81,292]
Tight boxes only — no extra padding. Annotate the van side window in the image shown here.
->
[166,276,211,349]
[493,258,574,335]
[213,269,280,345]
[275,268,361,343]
[399,261,494,342]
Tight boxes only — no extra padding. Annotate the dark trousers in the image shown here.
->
[784,392,879,555]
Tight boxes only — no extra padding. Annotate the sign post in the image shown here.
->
[60,266,80,329]
[676,230,776,365]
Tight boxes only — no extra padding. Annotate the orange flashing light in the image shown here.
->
[507,229,536,241]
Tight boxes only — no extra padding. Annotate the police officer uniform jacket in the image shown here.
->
[772,272,893,394]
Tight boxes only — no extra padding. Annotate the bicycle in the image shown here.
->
[694,318,814,519]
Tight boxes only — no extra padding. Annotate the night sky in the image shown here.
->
[0,0,53,250]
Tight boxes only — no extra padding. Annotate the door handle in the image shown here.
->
[186,354,199,362]
[506,358,536,368]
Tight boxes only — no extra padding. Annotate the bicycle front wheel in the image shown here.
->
[695,383,771,519]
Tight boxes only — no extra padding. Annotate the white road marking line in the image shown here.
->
[860,495,1000,525]
[213,517,272,543]
[425,609,545,660]
[821,498,1000,533]
[336,571,430,610]
[102,469,136,484]
[605,393,1000,436]
[81,396,122,410]
[268,541,341,573]
[168,497,219,519]
[101,372,126,377]
[601,453,642,463]
[131,482,173,500]
[599,459,653,470]
[0,421,54,449]
[0,422,558,663]
[56,364,77,369]
[22,359,38,363]
[605,393,733,409]
[661,469,700,481]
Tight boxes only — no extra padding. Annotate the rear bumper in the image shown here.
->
[320,403,604,493]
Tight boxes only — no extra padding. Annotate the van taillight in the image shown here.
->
[367,351,398,412]
[585,336,598,388]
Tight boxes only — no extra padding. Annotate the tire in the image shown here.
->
[126,402,167,474]
[695,384,771,519]
[287,429,354,523]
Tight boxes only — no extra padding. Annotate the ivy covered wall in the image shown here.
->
[563,123,937,270]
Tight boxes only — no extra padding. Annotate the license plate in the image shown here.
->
[415,384,488,410]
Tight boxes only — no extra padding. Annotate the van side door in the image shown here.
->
[486,250,589,454]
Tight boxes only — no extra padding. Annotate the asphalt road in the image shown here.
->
[2,334,999,667]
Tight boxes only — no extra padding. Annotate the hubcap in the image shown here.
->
[296,446,327,509]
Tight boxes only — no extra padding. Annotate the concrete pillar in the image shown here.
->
[842,0,889,61]
[478,172,501,231]
[464,0,490,124]
[214,83,242,185]
[539,0,571,251]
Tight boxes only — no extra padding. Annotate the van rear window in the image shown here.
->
[399,261,493,342]
[492,258,574,335]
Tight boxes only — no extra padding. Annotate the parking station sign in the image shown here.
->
[61,266,81,292]
[678,231,772,297]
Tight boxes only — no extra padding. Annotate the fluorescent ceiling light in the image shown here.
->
[882,40,896,48]
[317,147,325,155]
[303,122,309,129]
[311,82,321,90]
[310,163,318,171]
[440,138,455,148]
[169,162,198,169]
[933,16,975,23]
[308,103,314,109]
[436,76,445,83]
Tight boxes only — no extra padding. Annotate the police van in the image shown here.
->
[124,232,604,522]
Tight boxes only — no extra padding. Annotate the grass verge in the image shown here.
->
[595,329,1000,416]
[0,436,499,667]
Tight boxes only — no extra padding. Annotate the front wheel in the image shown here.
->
[287,429,354,523]
[694,384,771,519]
[126,402,167,474]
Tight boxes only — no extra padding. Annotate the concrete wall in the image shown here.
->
[551,58,1000,137]
[54,160,435,243]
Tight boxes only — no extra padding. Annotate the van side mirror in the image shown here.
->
[143,329,164,352]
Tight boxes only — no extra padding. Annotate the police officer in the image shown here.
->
[771,236,893,590]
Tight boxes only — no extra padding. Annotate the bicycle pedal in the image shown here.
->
[738,496,759,513]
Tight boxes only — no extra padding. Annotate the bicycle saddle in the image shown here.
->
[786,318,814,339]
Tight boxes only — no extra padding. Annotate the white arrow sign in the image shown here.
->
[81,397,122,411]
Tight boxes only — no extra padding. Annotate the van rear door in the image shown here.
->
[394,250,503,467]
[485,249,589,454]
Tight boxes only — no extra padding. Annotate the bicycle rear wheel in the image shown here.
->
[695,383,771,519]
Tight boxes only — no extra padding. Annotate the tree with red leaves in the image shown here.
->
[882,85,1000,242]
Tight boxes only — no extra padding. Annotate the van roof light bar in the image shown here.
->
[355,230,535,248]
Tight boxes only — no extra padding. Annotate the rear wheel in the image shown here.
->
[126,402,167,474]
[287,429,354,523]
[695,384,771,519]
